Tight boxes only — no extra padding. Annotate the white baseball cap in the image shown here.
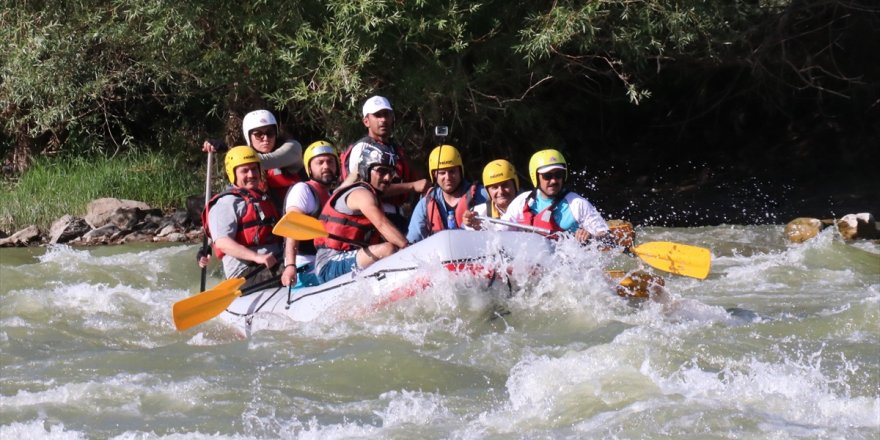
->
[362,96,393,117]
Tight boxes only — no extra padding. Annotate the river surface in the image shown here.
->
[1,225,878,439]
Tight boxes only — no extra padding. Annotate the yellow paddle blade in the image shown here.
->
[172,277,246,331]
[630,241,712,280]
[273,211,329,241]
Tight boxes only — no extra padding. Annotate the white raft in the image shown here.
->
[219,230,554,332]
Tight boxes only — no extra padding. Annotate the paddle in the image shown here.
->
[476,215,711,279]
[172,266,273,331]
[272,211,370,248]
[198,151,213,291]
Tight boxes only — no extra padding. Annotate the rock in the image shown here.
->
[154,232,187,242]
[0,225,41,247]
[837,213,878,240]
[49,215,91,244]
[79,224,122,245]
[120,232,154,244]
[108,208,143,231]
[186,194,206,226]
[155,224,179,237]
[170,209,190,227]
[784,217,826,243]
[85,198,151,229]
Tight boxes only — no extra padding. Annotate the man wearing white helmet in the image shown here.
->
[501,149,608,243]
[202,109,304,206]
[338,96,428,232]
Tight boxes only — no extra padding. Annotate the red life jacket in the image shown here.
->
[264,167,303,212]
[425,183,477,232]
[202,187,281,259]
[315,182,384,251]
[520,189,570,233]
[296,180,333,256]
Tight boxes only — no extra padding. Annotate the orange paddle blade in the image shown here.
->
[630,241,712,280]
[273,211,329,241]
[172,277,246,331]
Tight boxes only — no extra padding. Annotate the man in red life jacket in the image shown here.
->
[406,145,487,243]
[501,149,608,243]
[280,140,340,288]
[338,96,428,232]
[203,146,282,287]
[313,143,409,284]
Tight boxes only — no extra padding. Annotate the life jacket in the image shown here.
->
[264,167,304,212]
[315,182,384,251]
[520,189,570,233]
[296,180,332,256]
[425,183,478,232]
[202,187,281,259]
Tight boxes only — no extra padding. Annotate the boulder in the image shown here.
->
[85,198,151,229]
[49,215,91,244]
[79,224,122,245]
[837,213,878,240]
[120,232,155,244]
[0,225,41,247]
[155,224,179,238]
[784,217,826,243]
[154,232,187,242]
[108,208,144,231]
[186,194,206,226]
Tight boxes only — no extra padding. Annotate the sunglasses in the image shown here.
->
[372,166,396,177]
[539,170,565,181]
[250,130,276,139]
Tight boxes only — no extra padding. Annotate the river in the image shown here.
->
[1,225,878,439]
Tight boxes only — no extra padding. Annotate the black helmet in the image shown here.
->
[357,141,398,180]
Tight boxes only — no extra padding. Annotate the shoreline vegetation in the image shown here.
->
[0,150,876,247]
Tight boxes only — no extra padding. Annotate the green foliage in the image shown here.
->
[1,0,874,181]
[0,150,203,232]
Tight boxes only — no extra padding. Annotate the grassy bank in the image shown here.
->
[0,151,204,233]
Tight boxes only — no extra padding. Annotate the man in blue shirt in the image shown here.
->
[406,145,487,243]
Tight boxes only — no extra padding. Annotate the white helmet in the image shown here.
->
[242,110,278,146]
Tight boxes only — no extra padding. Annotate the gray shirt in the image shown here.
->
[207,193,282,279]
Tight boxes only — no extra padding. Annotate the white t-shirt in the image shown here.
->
[283,182,321,266]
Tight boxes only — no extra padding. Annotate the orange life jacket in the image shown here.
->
[425,183,478,232]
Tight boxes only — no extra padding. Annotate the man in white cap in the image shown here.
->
[338,95,427,231]
[501,148,608,243]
